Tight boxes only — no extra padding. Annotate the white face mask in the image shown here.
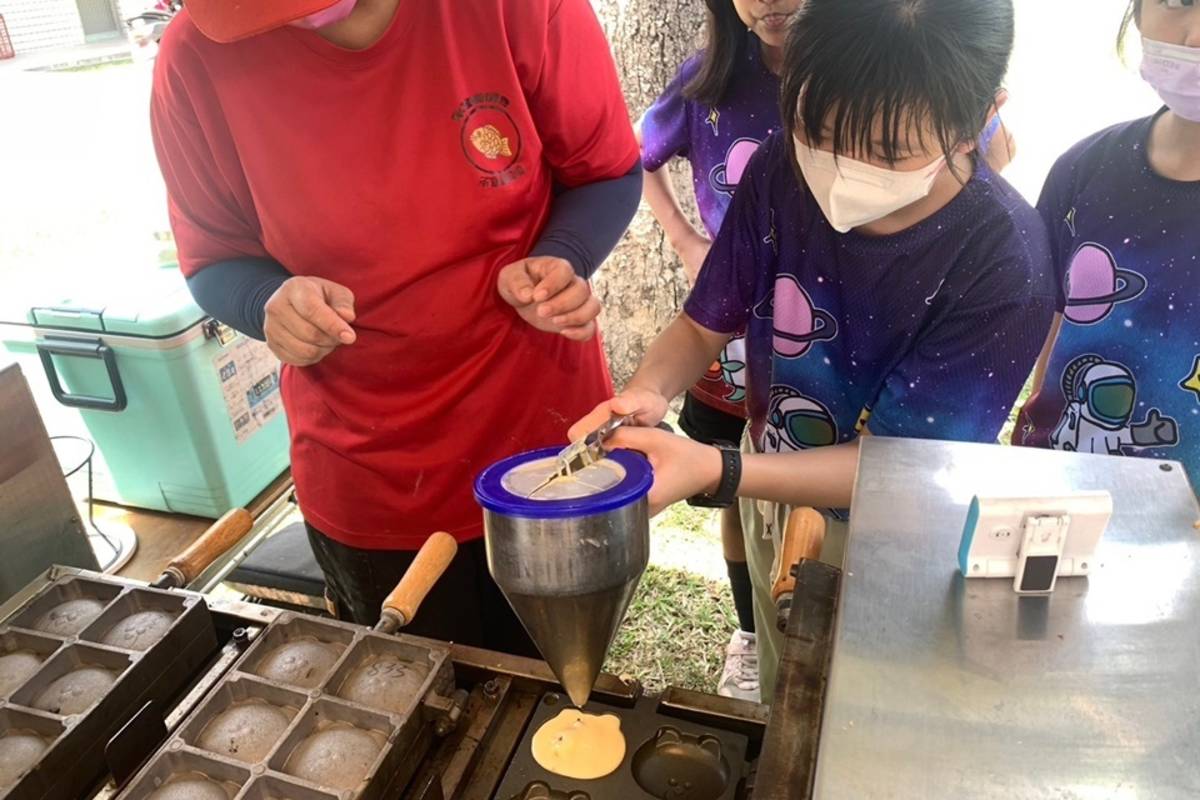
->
[794,139,947,233]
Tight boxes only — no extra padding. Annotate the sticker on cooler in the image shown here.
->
[213,337,283,443]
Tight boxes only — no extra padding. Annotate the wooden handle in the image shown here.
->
[380,532,458,628]
[161,508,253,587]
[771,507,826,602]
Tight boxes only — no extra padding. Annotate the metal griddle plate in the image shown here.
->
[116,611,455,800]
[495,694,747,800]
[0,575,218,800]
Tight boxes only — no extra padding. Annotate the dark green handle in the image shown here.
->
[37,337,128,412]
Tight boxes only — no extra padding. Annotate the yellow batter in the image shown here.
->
[530,709,625,780]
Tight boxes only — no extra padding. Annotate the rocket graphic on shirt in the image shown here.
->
[706,107,720,136]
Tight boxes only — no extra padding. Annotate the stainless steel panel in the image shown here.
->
[813,437,1200,799]
[0,364,98,604]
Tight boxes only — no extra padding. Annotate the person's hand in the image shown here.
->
[497,257,600,342]
[263,276,356,366]
[672,227,711,285]
[604,426,722,516]
[568,387,671,442]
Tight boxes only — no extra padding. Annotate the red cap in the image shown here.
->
[185,0,341,43]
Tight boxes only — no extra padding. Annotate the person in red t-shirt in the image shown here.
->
[151,0,642,652]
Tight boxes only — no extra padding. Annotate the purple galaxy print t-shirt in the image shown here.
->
[1016,112,1200,476]
[641,35,780,418]
[685,133,1056,452]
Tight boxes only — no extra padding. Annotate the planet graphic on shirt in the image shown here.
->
[1062,243,1147,325]
[709,137,763,194]
[754,274,838,358]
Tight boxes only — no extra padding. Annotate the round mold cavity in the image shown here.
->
[0,730,49,787]
[511,782,590,800]
[285,723,383,790]
[197,700,291,763]
[0,651,45,696]
[256,638,340,689]
[34,598,106,636]
[631,727,730,800]
[146,773,232,800]
[339,654,427,713]
[101,609,176,651]
[33,665,117,716]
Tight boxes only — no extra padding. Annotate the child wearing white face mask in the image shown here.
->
[1015,1,1200,475]
[570,0,1056,702]
[637,0,1018,705]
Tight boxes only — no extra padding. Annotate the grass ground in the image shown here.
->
[605,501,731,694]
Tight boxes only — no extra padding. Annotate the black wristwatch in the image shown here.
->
[687,441,742,509]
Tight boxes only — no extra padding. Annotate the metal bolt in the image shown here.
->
[483,679,500,699]
[231,627,250,650]
[1160,463,1173,472]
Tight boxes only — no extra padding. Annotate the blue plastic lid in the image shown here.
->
[474,447,653,520]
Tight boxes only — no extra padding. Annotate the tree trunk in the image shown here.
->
[592,0,707,387]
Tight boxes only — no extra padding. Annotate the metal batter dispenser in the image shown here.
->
[476,435,653,709]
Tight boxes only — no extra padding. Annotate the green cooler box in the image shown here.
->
[0,269,290,517]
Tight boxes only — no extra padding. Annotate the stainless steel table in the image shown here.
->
[814,437,1200,799]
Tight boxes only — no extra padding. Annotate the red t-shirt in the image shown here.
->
[152,0,638,550]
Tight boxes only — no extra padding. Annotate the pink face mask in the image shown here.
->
[289,0,358,30]
[1141,37,1200,123]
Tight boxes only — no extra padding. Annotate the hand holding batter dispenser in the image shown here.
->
[476,419,653,708]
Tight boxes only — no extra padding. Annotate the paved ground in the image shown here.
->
[0,38,132,75]
[0,48,168,322]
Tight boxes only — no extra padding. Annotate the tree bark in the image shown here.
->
[593,0,707,388]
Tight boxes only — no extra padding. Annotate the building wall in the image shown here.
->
[113,0,145,24]
[0,0,86,53]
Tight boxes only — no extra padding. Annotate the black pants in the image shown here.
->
[305,524,538,658]
[679,392,748,446]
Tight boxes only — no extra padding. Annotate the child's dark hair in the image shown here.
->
[1118,1,1140,57]
[684,0,749,107]
[781,0,1014,167]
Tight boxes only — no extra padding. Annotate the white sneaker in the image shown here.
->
[717,630,760,702]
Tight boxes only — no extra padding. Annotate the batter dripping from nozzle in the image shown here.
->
[531,708,627,780]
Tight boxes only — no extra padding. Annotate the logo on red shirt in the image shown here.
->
[453,93,525,189]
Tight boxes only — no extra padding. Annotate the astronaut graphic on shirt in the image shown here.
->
[763,386,839,453]
[1050,354,1179,455]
